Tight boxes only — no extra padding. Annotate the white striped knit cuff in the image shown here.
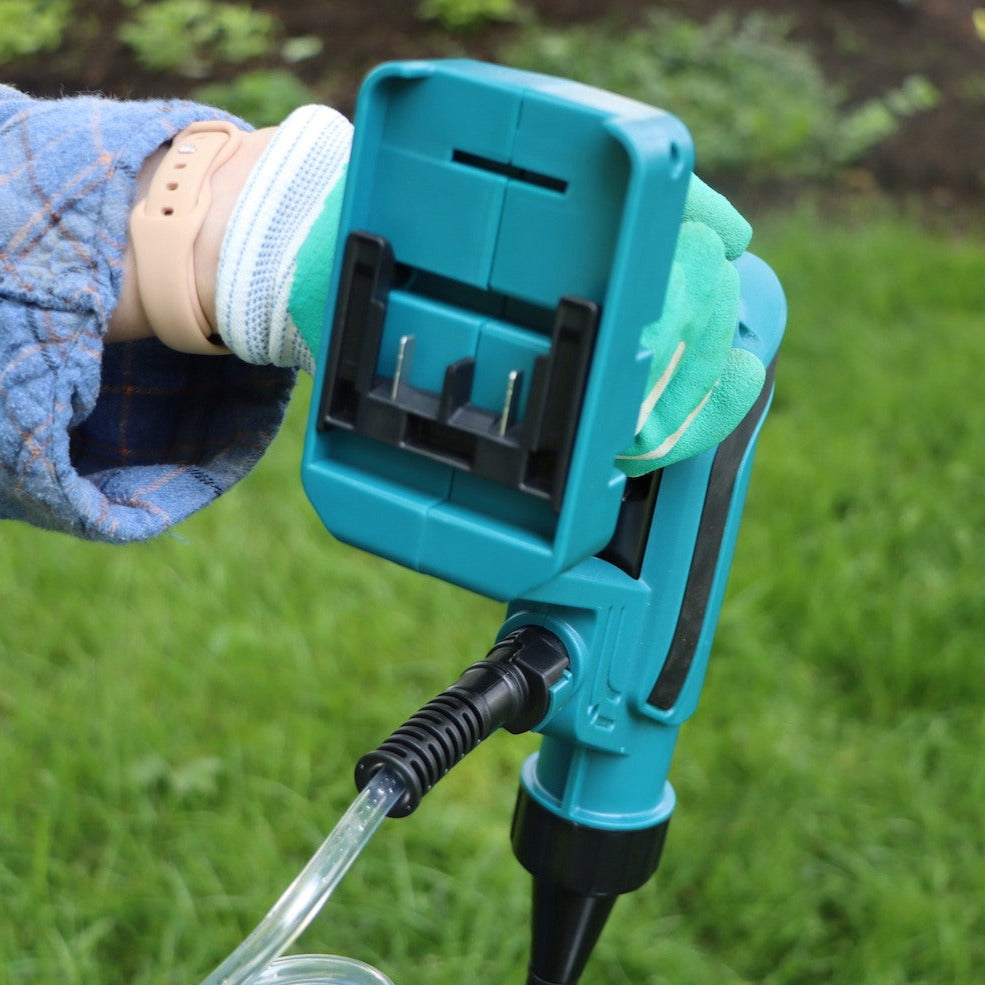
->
[215,105,353,374]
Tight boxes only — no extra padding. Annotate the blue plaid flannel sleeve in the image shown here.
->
[0,86,296,542]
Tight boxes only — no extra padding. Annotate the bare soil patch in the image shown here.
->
[6,0,983,199]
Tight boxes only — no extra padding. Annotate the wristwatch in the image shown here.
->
[129,120,243,355]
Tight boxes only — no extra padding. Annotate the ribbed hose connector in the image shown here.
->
[354,626,569,817]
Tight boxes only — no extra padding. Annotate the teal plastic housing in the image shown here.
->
[504,253,787,830]
[302,59,694,601]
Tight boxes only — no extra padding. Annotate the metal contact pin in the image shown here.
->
[390,334,416,400]
[498,369,521,437]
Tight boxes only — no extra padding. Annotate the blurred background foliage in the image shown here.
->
[0,0,944,185]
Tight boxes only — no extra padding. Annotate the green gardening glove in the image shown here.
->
[615,176,766,476]
[288,174,348,363]
[291,172,765,476]
[221,115,763,478]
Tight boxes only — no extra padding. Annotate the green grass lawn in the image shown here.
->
[1,200,983,985]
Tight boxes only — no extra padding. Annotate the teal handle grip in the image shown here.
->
[502,253,786,831]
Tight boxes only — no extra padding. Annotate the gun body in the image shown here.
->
[301,58,787,985]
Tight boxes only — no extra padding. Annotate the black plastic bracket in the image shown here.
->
[318,231,600,512]
[597,471,663,579]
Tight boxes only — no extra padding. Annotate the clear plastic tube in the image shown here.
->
[199,770,402,985]
[249,955,395,985]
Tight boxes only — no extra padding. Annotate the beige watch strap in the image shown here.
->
[129,121,243,355]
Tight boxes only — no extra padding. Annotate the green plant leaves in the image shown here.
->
[501,9,938,181]
[117,0,277,78]
[0,0,73,62]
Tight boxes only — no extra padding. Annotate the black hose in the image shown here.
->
[354,626,569,817]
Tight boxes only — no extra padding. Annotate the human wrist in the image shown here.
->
[109,123,274,350]
[128,121,244,354]
[107,143,168,343]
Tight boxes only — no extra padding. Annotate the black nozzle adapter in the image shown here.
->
[354,626,569,818]
[512,787,671,985]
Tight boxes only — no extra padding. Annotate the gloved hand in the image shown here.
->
[615,175,766,476]
[218,115,764,475]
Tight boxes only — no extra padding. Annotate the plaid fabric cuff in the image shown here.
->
[0,88,295,541]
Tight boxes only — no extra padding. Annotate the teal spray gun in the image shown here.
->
[301,60,786,985]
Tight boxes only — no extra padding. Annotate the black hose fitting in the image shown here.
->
[354,626,569,817]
